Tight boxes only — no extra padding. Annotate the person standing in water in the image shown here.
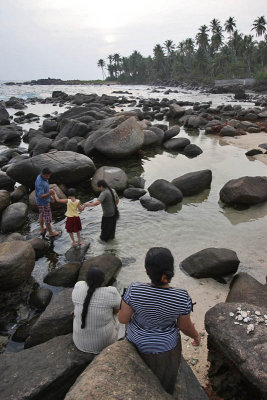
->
[84,180,119,242]
[54,188,85,246]
[35,168,59,237]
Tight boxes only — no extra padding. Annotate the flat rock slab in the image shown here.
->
[205,302,267,400]
[78,254,122,285]
[25,288,73,348]
[226,272,267,308]
[44,263,81,287]
[180,247,240,279]
[0,334,93,400]
[65,340,172,400]
[65,242,90,263]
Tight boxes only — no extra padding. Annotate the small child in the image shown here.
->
[53,188,84,246]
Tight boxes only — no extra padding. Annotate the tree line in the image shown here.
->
[97,16,267,84]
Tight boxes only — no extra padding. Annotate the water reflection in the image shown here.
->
[219,201,267,225]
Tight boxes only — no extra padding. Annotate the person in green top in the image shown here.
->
[84,180,119,241]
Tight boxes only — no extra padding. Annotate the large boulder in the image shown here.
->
[29,136,52,156]
[181,248,240,279]
[175,357,209,400]
[220,176,267,205]
[148,179,183,206]
[123,188,146,200]
[6,151,96,188]
[0,334,93,400]
[183,144,203,158]
[27,237,50,259]
[44,263,81,287]
[1,202,28,233]
[0,190,10,212]
[128,176,145,189]
[143,129,162,146]
[25,288,73,348]
[94,116,144,158]
[42,118,58,133]
[0,106,10,125]
[57,119,89,139]
[164,125,180,141]
[0,171,15,190]
[163,138,190,151]
[10,185,28,203]
[29,288,52,310]
[167,103,185,118]
[0,125,21,143]
[91,166,128,193]
[219,125,237,137]
[78,254,122,284]
[139,195,166,211]
[226,272,267,307]
[0,241,35,290]
[29,183,67,210]
[205,302,267,400]
[171,169,212,196]
[64,340,172,400]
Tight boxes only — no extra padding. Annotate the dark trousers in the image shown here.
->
[100,215,117,241]
[139,338,182,395]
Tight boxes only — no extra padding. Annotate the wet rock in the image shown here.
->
[163,125,180,141]
[30,136,53,156]
[149,126,165,144]
[44,263,81,287]
[139,195,166,211]
[167,103,185,118]
[171,169,212,196]
[143,129,162,146]
[57,119,89,139]
[0,171,15,190]
[181,248,239,279]
[0,335,8,352]
[25,288,73,348]
[94,116,144,158]
[12,315,40,342]
[0,241,35,290]
[259,143,267,150]
[226,272,267,308]
[220,176,267,205]
[205,302,267,400]
[258,110,267,118]
[183,144,203,158]
[79,254,122,285]
[148,179,183,206]
[0,106,10,125]
[91,166,128,193]
[29,288,52,310]
[27,237,50,259]
[184,115,206,129]
[10,185,28,203]
[128,176,145,189]
[3,232,24,242]
[175,357,209,400]
[51,136,69,150]
[0,190,10,212]
[42,118,58,133]
[123,188,147,199]
[65,242,90,263]
[163,137,190,151]
[0,125,21,143]
[245,149,263,156]
[29,183,66,210]
[6,151,96,188]
[220,125,237,137]
[0,334,93,400]
[65,340,172,400]
[1,202,28,233]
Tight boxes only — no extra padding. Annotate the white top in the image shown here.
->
[72,281,121,354]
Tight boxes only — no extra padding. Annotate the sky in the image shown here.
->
[0,0,266,80]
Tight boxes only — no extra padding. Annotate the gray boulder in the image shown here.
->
[51,136,69,151]
[44,263,81,287]
[29,137,52,156]
[183,144,203,158]
[220,176,267,205]
[168,104,185,118]
[57,119,89,139]
[0,241,35,290]
[0,106,9,125]
[123,188,147,199]
[143,129,162,146]
[139,195,165,211]
[184,115,206,129]
[0,334,93,400]
[6,151,96,188]
[0,171,15,190]
[1,202,28,233]
[163,138,190,151]
[226,272,267,307]
[164,125,180,141]
[220,125,237,137]
[25,288,73,348]
[128,176,145,189]
[171,169,212,196]
[10,185,28,203]
[245,149,263,156]
[91,166,128,193]
[78,254,122,284]
[65,242,90,263]
[94,116,144,158]
[0,190,10,212]
[0,125,21,143]
[181,248,239,279]
[27,238,50,259]
[148,179,183,206]
[43,119,57,133]
[29,288,52,310]
[29,183,66,210]
[258,110,267,118]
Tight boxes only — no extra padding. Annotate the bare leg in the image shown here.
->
[77,231,82,246]
[68,232,76,246]
[46,222,59,237]
[39,215,46,234]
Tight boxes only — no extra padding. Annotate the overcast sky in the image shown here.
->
[0,0,266,80]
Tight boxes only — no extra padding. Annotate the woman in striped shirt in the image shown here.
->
[118,247,201,395]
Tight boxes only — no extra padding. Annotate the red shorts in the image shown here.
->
[66,216,82,233]
[38,204,52,224]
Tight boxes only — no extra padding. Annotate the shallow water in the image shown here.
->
[1,83,267,359]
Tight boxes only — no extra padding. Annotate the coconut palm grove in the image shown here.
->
[97,16,267,83]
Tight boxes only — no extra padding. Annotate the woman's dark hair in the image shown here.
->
[81,267,105,329]
[68,188,76,197]
[97,180,119,219]
[145,247,174,286]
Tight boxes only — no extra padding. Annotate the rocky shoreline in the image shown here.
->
[0,88,267,399]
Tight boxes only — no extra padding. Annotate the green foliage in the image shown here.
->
[254,70,267,80]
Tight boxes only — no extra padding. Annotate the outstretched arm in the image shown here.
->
[78,201,85,212]
[84,200,101,207]
[177,314,201,346]
[118,300,134,324]
[54,191,68,204]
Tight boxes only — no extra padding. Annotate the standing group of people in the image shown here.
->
[35,169,119,246]
[34,168,200,395]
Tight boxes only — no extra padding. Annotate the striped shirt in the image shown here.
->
[123,282,192,354]
[72,281,121,354]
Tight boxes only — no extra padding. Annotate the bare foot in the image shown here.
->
[78,242,82,246]
[40,228,46,235]
[49,231,60,237]
[71,241,77,247]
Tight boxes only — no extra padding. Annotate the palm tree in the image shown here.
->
[210,19,221,35]
[107,55,113,65]
[97,59,106,79]
[210,19,224,54]
[251,16,266,37]
[242,35,256,76]
[163,40,175,56]
[196,25,209,51]
[113,53,121,78]
[224,17,236,37]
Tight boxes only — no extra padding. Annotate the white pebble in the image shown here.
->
[255,311,261,316]
[229,312,234,317]
[241,311,248,318]
[243,317,250,323]
[234,322,239,325]
[237,307,241,311]
[247,324,254,334]
[264,315,267,320]
[237,315,243,321]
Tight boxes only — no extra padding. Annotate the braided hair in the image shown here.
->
[81,267,105,329]
[97,179,119,218]
[145,247,174,287]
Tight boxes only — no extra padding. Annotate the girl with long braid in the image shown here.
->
[72,267,121,353]
[84,180,120,242]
